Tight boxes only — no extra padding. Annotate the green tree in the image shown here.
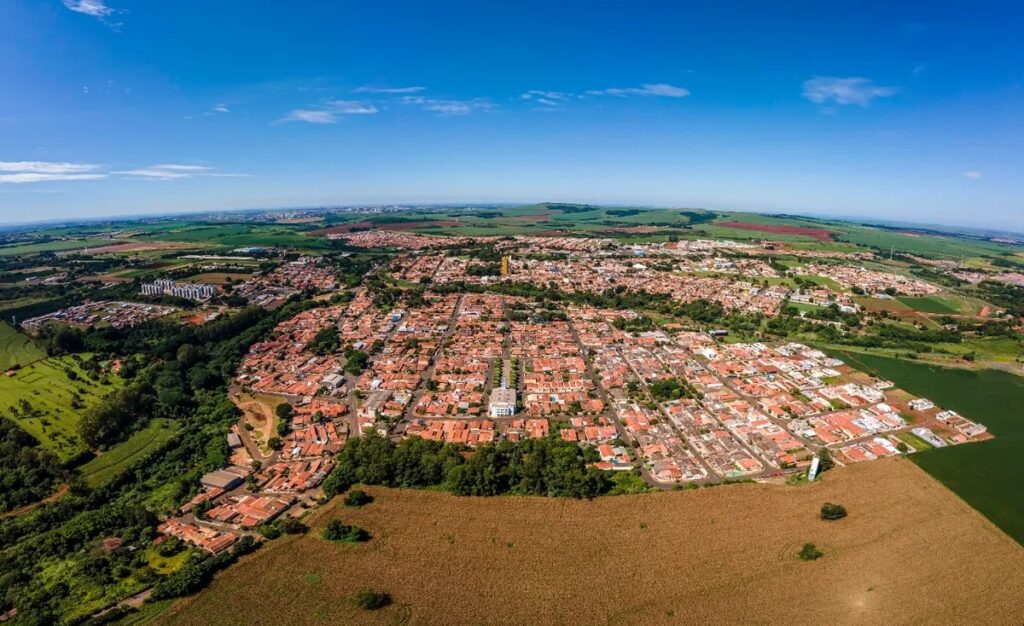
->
[798,542,823,561]
[820,502,848,521]
[354,590,391,610]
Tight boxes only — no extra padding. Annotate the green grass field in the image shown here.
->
[897,296,960,314]
[0,238,115,257]
[826,349,1024,545]
[0,321,45,370]
[795,274,845,291]
[833,225,1021,259]
[149,222,329,250]
[145,544,192,575]
[896,431,935,452]
[0,355,122,461]
[79,418,179,486]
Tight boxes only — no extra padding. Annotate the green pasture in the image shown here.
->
[0,354,122,460]
[79,418,179,487]
[0,321,45,370]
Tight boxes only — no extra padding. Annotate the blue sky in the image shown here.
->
[1,1,1022,230]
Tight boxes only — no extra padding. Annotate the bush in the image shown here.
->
[820,502,847,521]
[321,519,371,543]
[257,524,282,540]
[354,589,392,610]
[798,542,823,561]
[276,516,308,535]
[344,489,373,507]
[156,536,184,557]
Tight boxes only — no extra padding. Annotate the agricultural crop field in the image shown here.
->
[0,354,122,460]
[140,222,330,251]
[79,418,180,487]
[150,459,1024,626]
[826,350,1024,545]
[834,226,1022,259]
[0,237,116,257]
[897,295,962,314]
[0,321,45,370]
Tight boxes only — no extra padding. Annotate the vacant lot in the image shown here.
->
[232,392,285,456]
[0,321,45,370]
[153,459,1023,626]
[79,418,179,487]
[183,272,253,285]
[0,355,121,460]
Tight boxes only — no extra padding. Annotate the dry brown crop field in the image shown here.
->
[152,458,1024,626]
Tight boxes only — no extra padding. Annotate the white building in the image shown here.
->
[141,279,216,301]
[488,386,517,417]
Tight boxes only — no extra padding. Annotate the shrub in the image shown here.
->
[354,589,391,610]
[798,542,823,561]
[276,517,308,535]
[257,524,282,540]
[322,519,371,543]
[820,502,848,521]
[344,489,373,507]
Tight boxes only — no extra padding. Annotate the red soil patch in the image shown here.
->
[718,221,835,242]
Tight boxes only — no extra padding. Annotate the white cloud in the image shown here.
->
[353,86,425,94]
[281,109,338,124]
[522,90,569,101]
[0,161,106,183]
[0,161,101,174]
[585,83,690,98]
[963,171,983,180]
[402,96,496,115]
[802,76,899,107]
[0,160,245,183]
[521,90,570,107]
[281,100,378,124]
[211,103,230,114]
[324,100,379,114]
[63,0,113,18]
[114,164,220,180]
[0,172,106,184]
